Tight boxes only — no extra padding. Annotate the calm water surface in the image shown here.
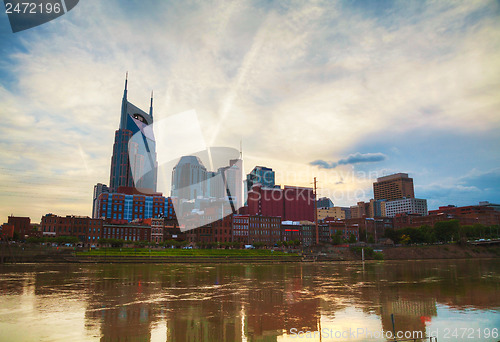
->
[0,260,499,342]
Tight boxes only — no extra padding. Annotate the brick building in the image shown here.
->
[7,216,32,239]
[150,217,164,244]
[185,223,213,245]
[96,190,175,222]
[163,219,185,241]
[429,205,500,226]
[373,173,415,201]
[102,223,150,243]
[247,185,315,222]
[346,217,392,242]
[248,215,281,246]
[281,221,301,243]
[394,204,500,229]
[213,215,233,243]
[40,214,103,245]
[232,215,281,246]
[323,219,359,241]
[0,223,14,239]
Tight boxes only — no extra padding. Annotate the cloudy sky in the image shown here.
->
[0,0,499,222]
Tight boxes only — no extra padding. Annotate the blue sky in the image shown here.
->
[0,0,499,221]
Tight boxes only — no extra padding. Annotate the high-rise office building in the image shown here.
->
[246,166,275,191]
[373,173,415,201]
[217,159,244,211]
[92,183,109,218]
[317,197,333,209]
[109,75,157,193]
[171,156,208,199]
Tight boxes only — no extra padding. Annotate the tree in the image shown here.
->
[348,233,357,244]
[419,225,435,243]
[331,231,343,245]
[101,238,124,247]
[253,242,265,249]
[359,229,367,242]
[384,228,399,243]
[434,220,459,242]
[400,234,411,245]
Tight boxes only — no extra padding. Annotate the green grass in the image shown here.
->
[77,248,298,258]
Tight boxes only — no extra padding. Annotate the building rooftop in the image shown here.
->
[376,173,410,182]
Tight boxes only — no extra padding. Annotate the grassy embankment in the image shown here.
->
[77,248,298,258]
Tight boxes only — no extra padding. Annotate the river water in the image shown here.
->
[0,260,499,342]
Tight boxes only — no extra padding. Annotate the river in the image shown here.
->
[0,259,499,341]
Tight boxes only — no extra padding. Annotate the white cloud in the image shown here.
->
[0,0,499,220]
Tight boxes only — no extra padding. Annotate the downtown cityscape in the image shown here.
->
[2,77,499,248]
[1,1,500,342]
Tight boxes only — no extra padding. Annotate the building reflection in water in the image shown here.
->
[0,260,498,341]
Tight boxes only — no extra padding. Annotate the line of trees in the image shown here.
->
[97,239,190,248]
[26,236,79,244]
[384,220,500,245]
[331,231,357,245]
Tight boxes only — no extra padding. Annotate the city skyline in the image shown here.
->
[1,0,499,221]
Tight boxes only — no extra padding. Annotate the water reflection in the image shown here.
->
[0,260,499,341]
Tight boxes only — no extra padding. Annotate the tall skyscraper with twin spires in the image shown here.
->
[109,74,158,193]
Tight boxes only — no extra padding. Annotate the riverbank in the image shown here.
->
[381,243,500,260]
[73,248,302,263]
[1,243,499,263]
[324,243,500,261]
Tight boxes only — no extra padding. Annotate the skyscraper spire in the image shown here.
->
[119,72,128,129]
[125,71,128,93]
[149,90,153,120]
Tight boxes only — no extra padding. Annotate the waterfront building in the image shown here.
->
[322,218,359,242]
[150,217,164,244]
[163,219,185,241]
[280,221,301,243]
[345,217,392,242]
[102,222,150,242]
[373,173,415,201]
[280,220,330,246]
[7,216,32,239]
[212,215,233,243]
[0,223,14,239]
[40,214,103,244]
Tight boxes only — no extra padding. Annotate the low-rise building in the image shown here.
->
[150,217,164,244]
[102,223,150,243]
[40,214,103,245]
